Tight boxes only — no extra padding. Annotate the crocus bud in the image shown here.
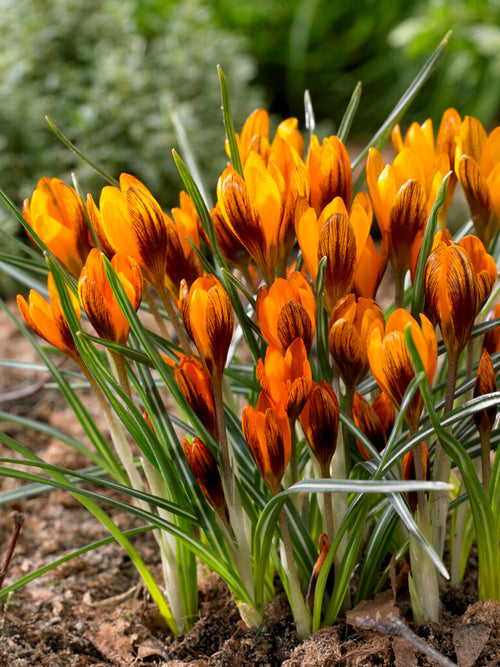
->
[182,438,227,519]
[299,381,339,473]
[473,348,497,437]
[402,442,429,512]
[351,392,387,460]
[306,135,352,214]
[174,356,217,439]
[78,249,143,344]
[179,275,234,382]
[306,534,331,611]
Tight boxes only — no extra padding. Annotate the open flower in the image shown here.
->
[78,249,143,344]
[455,116,500,248]
[182,438,227,519]
[87,173,168,289]
[23,177,92,276]
[424,236,497,359]
[299,380,339,473]
[256,272,316,354]
[367,310,437,432]
[179,275,234,382]
[256,338,312,420]
[328,294,384,389]
[17,273,81,361]
[242,401,291,495]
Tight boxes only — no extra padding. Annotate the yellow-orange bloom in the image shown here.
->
[230,108,305,166]
[367,310,437,433]
[328,294,384,389]
[455,116,500,248]
[424,236,497,359]
[211,203,251,269]
[87,174,168,289]
[256,338,312,419]
[78,249,143,344]
[174,355,217,440]
[256,272,316,354]
[179,275,234,381]
[366,146,448,282]
[17,273,81,361]
[299,380,339,472]
[306,135,352,214]
[23,177,92,277]
[182,438,227,518]
[296,193,380,302]
[242,401,291,495]
[217,149,307,283]
[392,109,461,226]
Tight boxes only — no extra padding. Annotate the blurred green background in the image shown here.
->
[0,0,498,208]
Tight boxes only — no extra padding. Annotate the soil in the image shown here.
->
[1,301,500,666]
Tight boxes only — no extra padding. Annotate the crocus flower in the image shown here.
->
[351,391,388,460]
[473,348,497,438]
[256,272,316,354]
[367,309,437,433]
[328,294,384,389]
[256,338,312,419]
[424,236,497,360]
[299,380,339,473]
[483,302,500,354]
[17,273,81,361]
[242,401,291,495]
[78,249,143,344]
[455,116,500,248]
[174,355,217,440]
[306,135,352,214]
[87,173,168,290]
[179,275,234,382]
[182,438,227,519]
[23,177,92,276]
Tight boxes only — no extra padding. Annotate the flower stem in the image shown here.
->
[278,510,311,640]
[156,282,193,355]
[480,429,492,493]
[144,284,169,339]
[394,268,406,309]
[321,462,335,541]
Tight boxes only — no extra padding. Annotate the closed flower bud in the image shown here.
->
[351,391,387,460]
[78,249,143,344]
[473,348,497,436]
[328,294,384,389]
[256,272,316,354]
[23,177,91,277]
[299,380,339,472]
[402,442,430,512]
[174,356,217,439]
[367,310,437,433]
[17,273,81,361]
[306,135,352,214]
[306,534,331,611]
[182,438,227,519]
[179,275,234,382]
[483,302,500,354]
[242,402,291,495]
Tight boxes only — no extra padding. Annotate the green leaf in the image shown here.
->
[218,65,243,177]
[337,82,362,143]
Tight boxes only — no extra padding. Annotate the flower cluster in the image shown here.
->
[11,99,500,638]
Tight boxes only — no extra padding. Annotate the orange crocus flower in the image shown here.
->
[306,135,352,214]
[23,177,92,277]
[455,116,500,248]
[392,109,461,227]
[86,173,168,290]
[367,309,437,433]
[217,149,307,283]
[78,249,143,345]
[424,235,497,360]
[483,302,500,355]
[296,193,380,303]
[211,203,251,269]
[242,400,291,495]
[366,145,449,287]
[174,355,217,440]
[17,273,81,361]
[256,338,312,420]
[328,294,384,389]
[299,380,339,473]
[473,348,497,438]
[182,438,227,519]
[256,271,316,354]
[179,275,234,382]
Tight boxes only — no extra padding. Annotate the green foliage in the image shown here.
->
[0,0,262,205]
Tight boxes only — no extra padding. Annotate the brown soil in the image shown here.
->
[1,302,500,666]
